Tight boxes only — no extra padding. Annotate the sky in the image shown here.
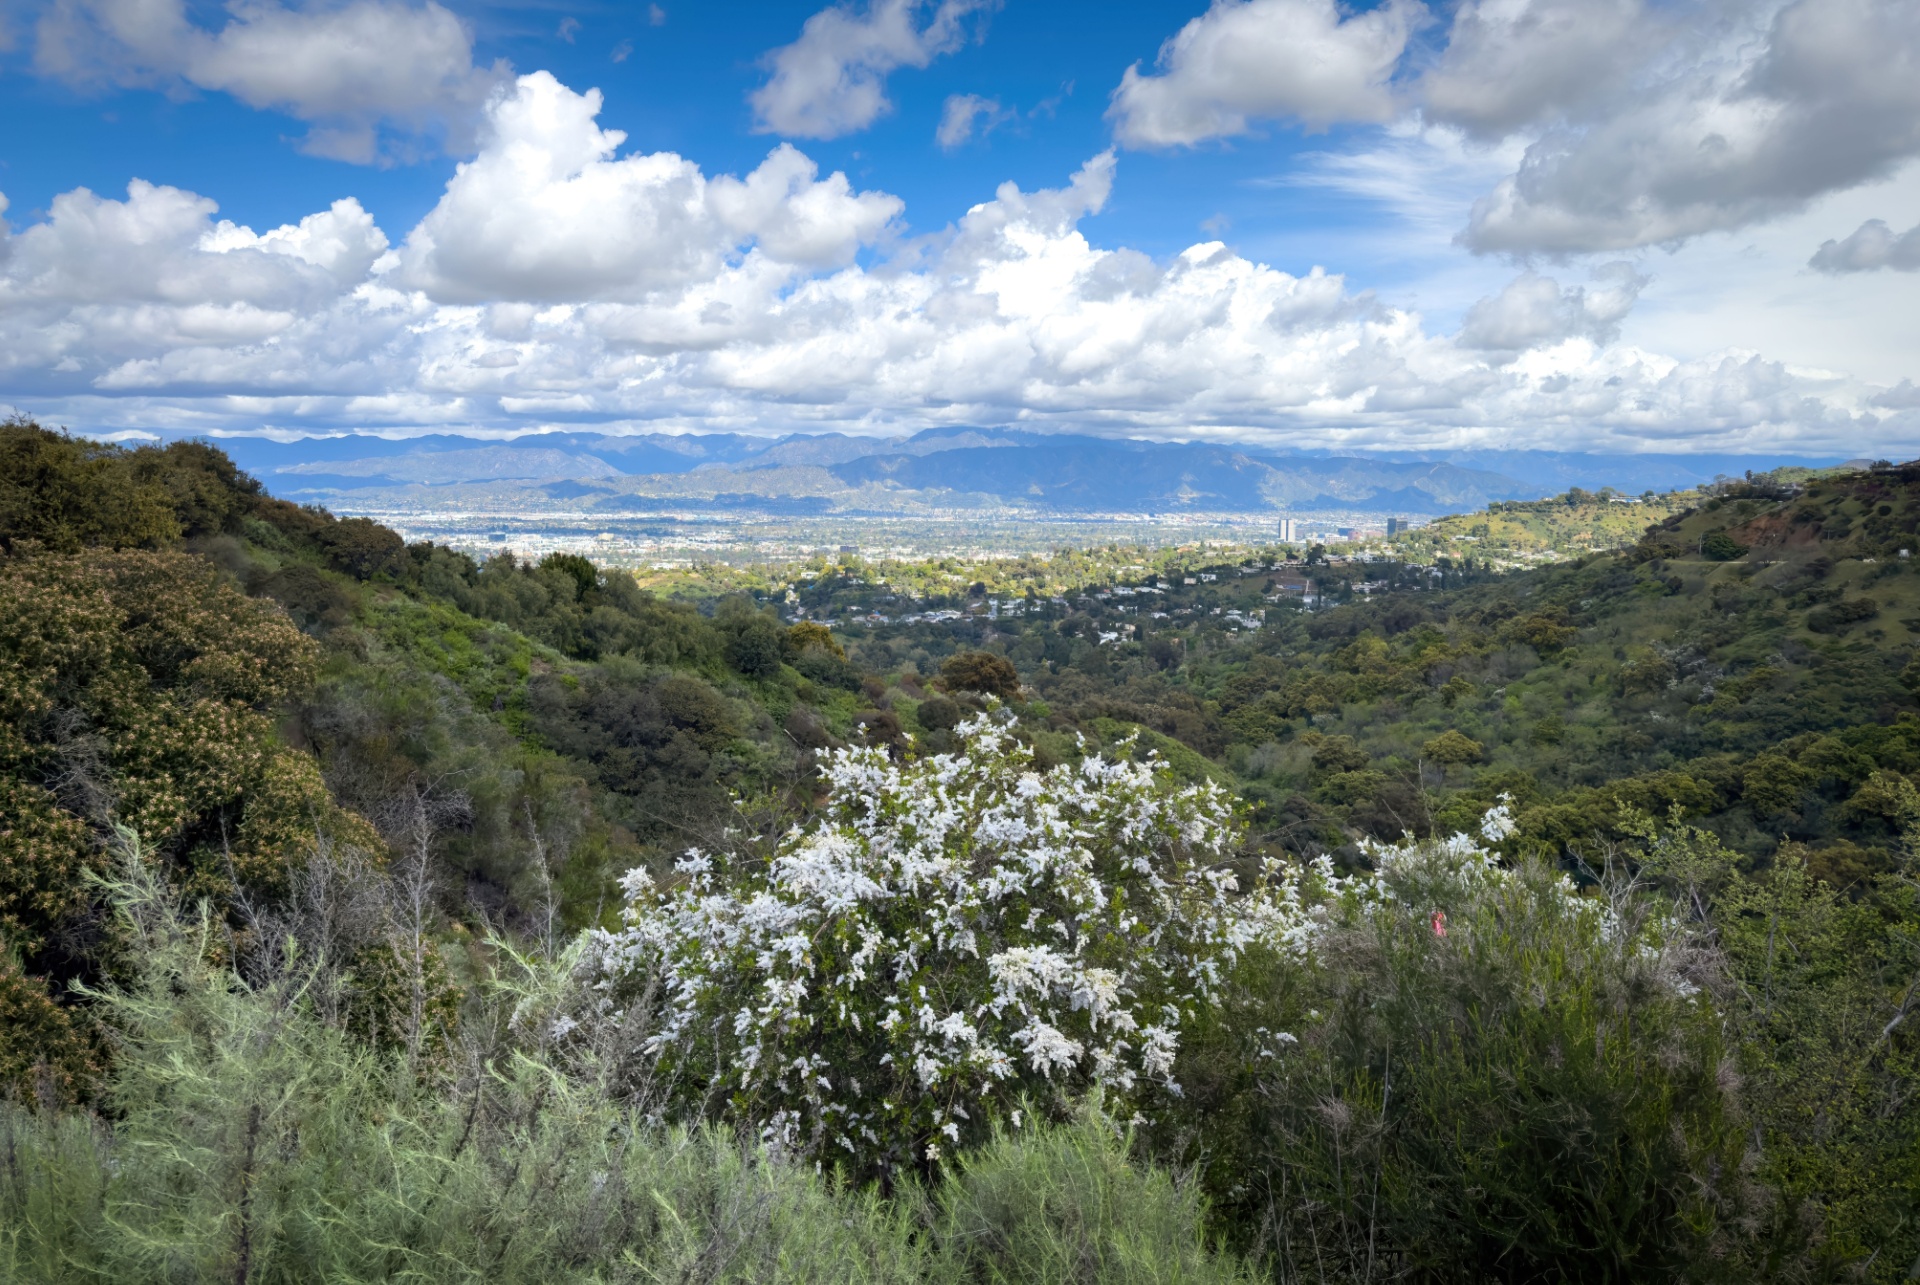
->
[0,0,1917,457]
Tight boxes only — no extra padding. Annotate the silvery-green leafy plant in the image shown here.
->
[587,714,1324,1174]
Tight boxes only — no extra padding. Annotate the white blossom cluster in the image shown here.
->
[1330,795,1705,1001]
[584,714,1319,1171]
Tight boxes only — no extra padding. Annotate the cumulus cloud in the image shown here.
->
[1809,218,1920,273]
[749,0,995,140]
[1419,0,1653,140]
[0,72,1911,456]
[936,93,1008,149]
[0,179,391,382]
[1458,0,1920,254]
[398,73,902,303]
[1108,0,1419,147]
[1099,0,1920,257]
[33,0,507,162]
[1871,380,1920,410]
[1457,263,1647,352]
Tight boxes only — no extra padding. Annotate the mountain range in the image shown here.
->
[205,428,1841,517]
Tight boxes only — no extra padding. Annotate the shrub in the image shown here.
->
[0,848,931,1285]
[932,1109,1251,1285]
[0,420,180,552]
[1701,531,1745,561]
[0,959,99,1106]
[940,651,1022,699]
[1420,728,1485,765]
[0,840,1253,1285]
[588,715,1318,1176]
[1201,814,1785,1283]
[1807,597,1877,633]
[0,548,371,941]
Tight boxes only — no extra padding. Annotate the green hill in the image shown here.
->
[2,421,1915,1282]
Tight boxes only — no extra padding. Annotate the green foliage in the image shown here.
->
[0,546,377,1088]
[786,620,846,660]
[4,429,1918,1280]
[1701,530,1745,560]
[933,1111,1250,1285]
[1634,810,1920,1277]
[1419,728,1484,765]
[0,956,99,1106]
[0,419,181,552]
[1182,830,1796,1284]
[0,853,1249,1285]
[941,650,1023,699]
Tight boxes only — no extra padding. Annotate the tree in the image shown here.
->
[784,621,844,661]
[316,517,405,580]
[939,650,1021,699]
[537,552,600,602]
[0,549,378,1096]
[1422,729,1486,766]
[0,420,179,553]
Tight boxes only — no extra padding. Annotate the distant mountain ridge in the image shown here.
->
[192,427,1842,516]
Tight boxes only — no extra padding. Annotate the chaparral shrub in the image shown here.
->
[1182,806,1800,1283]
[586,714,1323,1176]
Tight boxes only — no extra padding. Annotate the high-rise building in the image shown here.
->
[1276,517,1300,542]
[1387,517,1402,535]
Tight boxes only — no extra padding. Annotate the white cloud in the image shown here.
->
[1,72,1913,456]
[398,73,902,303]
[936,93,1007,149]
[749,0,995,140]
[1108,0,1419,147]
[33,0,507,162]
[1418,0,1654,140]
[1457,263,1646,351]
[1105,0,1920,259]
[1872,381,1920,410]
[0,179,392,381]
[1458,0,1920,254]
[1809,218,1920,273]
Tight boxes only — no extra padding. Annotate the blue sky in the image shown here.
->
[1,0,1917,456]
[0,3,1398,275]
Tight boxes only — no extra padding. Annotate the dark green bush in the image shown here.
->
[1701,531,1744,561]
[1186,840,1797,1284]
[940,650,1022,699]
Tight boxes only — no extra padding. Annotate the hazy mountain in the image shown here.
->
[277,446,622,488]
[829,440,1525,513]
[195,425,1839,516]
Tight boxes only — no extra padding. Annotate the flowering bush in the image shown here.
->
[1189,803,1745,1283]
[587,714,1321,1172]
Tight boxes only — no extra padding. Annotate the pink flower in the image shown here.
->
[1431,909,1448,938]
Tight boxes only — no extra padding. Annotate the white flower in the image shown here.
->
[586,713,1323,1169]
[1480,794,1517,843]
[1012,1020,1084,1076]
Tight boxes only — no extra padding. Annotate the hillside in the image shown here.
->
[741,464,1920,882]
[1384,488,1697,565]
[2,421,1915,1282]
